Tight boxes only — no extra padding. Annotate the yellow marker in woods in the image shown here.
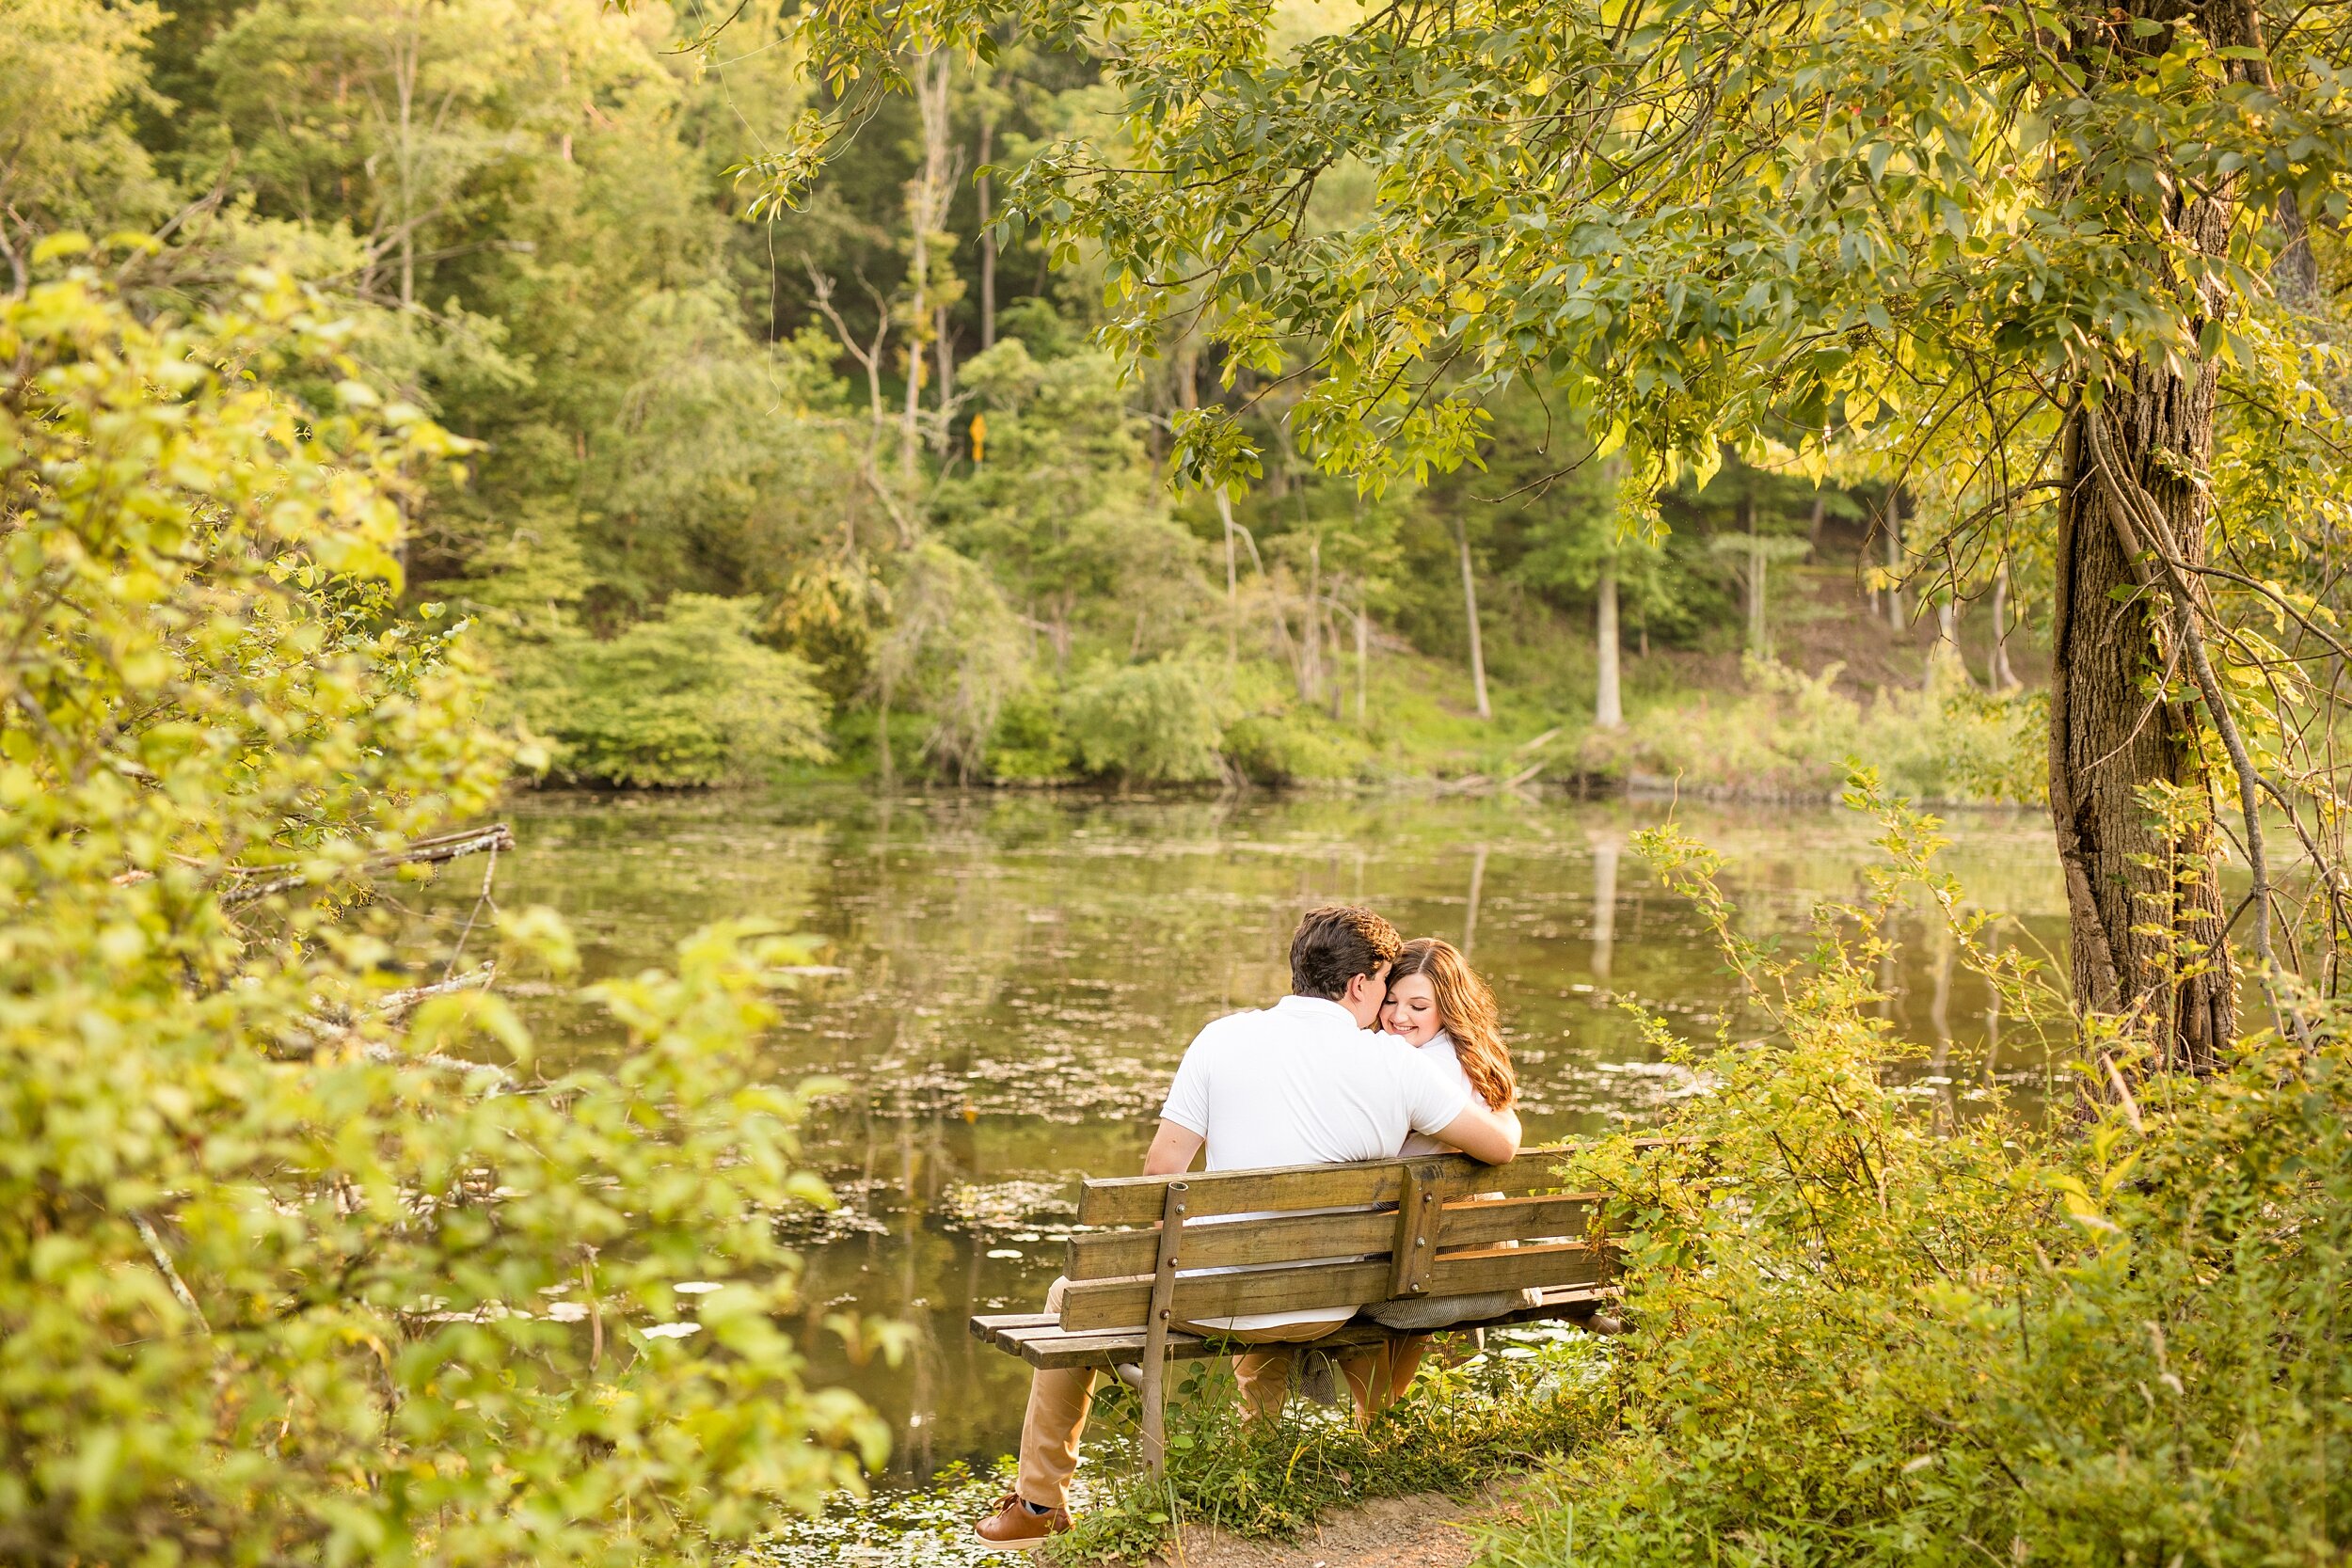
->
[969,411,987,465]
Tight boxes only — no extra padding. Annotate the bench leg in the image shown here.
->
[1138,1181,1187,1481]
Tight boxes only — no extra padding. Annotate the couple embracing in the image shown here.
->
[977,903,1523,1547]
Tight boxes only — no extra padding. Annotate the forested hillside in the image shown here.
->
[4,0,2038,796]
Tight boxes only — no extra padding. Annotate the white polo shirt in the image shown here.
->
[1157,995,1472,1332]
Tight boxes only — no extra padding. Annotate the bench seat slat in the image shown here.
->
[988,1289,1614,1370]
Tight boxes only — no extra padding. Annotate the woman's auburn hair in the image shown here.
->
[1391,937,1516,1111]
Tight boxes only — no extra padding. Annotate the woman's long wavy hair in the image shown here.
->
[1391,937,1515,1111]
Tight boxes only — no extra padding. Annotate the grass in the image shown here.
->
[1041,1324,1615,1565]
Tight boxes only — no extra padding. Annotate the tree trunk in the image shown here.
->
[2043,0,2247,1071]
[901,50,952,492]
[1595,566,1623,729]
[1456,522,1490,719]
[2048,394,2233,1069]
[1990,561,2018,689]
[1355,591,1368,726]
[1746,538,1767,658]
[1883,492,1907,631]
[977,114,995,350]
[1216,490,1239,667]
[1304,535,1324,704]
[934,303,954,436]
[1929,594,1968,688]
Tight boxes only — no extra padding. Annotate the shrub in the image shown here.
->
[1059,657,1228,784]
[1581,653,2045,801]
[986,676,1076,781]
[1222,712,1365,784]
[0,263,882,1567]
[512,594,832,787]
[1477,775,2350,1568]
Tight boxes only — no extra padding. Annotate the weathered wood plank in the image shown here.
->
[970,1312,1056,1353]
[1074,1145,1612,1227]
[1059,1259,1395,1332]
[1389,1162,1443,1298]
[1436,1193,1601,1250]
[1056,1242,1612,1333]
[1078,1162,1405,1226]
[1067,1209,1399,1280]
[991,1289,1614,1370]
[1427,1241,1612,1295]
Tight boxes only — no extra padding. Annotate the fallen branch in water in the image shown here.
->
[223,824,517,910]
[277,962,513,1085]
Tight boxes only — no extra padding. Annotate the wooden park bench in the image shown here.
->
[968,1146,1621,1475]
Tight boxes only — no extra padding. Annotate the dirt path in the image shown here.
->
[1152,1491,1499,1568]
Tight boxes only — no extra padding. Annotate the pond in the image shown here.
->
[416,785,2069,1484]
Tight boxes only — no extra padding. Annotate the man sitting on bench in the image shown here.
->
[975,903,1524,1547]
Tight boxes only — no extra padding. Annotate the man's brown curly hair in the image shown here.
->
[1289,904,1405,1000]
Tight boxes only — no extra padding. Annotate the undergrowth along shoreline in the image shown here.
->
[935,772,2347,1568]
[1472,775,2351,1568]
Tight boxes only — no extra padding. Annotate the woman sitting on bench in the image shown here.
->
[1368,937,1523,1407]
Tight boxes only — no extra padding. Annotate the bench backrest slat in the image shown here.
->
[1075,1145,1586,1227]
[1056,1239,1610,1333]
[1067,1209,1398,1280]
[1063,1191,1603,1282]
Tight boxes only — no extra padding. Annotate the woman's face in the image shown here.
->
[1381,972,1442,1045]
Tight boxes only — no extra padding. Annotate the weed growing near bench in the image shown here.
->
[1474,774,2352,1568]
[1043,1328,1614,1563]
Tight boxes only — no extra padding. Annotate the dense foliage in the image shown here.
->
[765,0,2352,1062]
[1479,783,2350,1566]
[0,268,881,1565]
[0,0,2049,798]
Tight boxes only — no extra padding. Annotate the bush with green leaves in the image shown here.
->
[1058,656,1229,784]
[1582,654,2045,802]
[1477,777,2350,1568]
[505,592,832,788]
[0,261,883,1566]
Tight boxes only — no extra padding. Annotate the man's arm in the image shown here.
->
[1431,1102,1521,1165]
[1143,1119,1204,1176]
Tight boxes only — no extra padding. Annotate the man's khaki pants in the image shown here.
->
[1014,1275,1395,1511]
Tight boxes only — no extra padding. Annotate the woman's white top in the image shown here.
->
[1399,1031,1476,1155]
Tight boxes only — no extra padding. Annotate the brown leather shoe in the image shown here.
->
[974,1491,1071,1549]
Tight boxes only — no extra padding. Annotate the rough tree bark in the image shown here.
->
[2049,386,2233,1069]
[2043,0,2253,1070]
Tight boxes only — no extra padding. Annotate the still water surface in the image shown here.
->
[421,786,2067,1481]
